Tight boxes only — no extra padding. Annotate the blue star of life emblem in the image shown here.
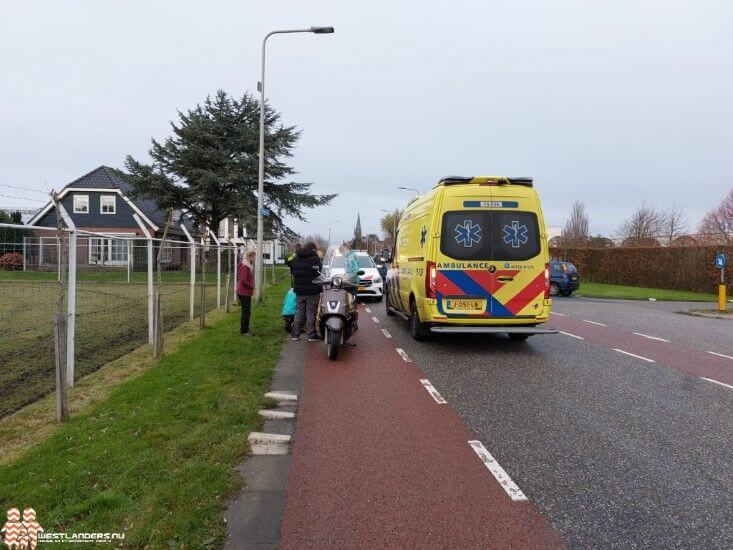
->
[455,220,481,247]
[503,221,529,248]
[420,226,427,247]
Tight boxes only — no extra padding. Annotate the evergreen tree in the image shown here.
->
[124,90,335,236]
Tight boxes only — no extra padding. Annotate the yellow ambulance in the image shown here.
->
[385,176,557,341]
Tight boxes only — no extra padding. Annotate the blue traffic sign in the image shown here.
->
[715,253,727,270]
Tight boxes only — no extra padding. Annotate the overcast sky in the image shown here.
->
[1,0,731,243]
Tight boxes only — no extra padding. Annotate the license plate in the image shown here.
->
[358,286,366,291]
[445,298,483,311]
[571,276,578,281]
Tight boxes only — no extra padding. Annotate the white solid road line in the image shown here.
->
[550,312,566,316]
[701,377,733,390]
[371,316,380,324]
[419,379,447,404]
[612,348,655,363]
[468,441,528,502]
[365,307,372,313]
[395,348,412,362]
[381,328,392,339]
[559,331,584,340]
[582,319,607,326]
[707,351,733,360]
[633,332,670,343]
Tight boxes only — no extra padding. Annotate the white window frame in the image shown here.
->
[100,194,116,214]
[73,194,89,214]
[88,234,129,266]
[161,241,173,263]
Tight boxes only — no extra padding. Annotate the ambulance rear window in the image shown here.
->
[440,211,541,261]
[491,211,541,261]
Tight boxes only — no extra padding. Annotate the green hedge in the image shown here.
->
[549,245,733,294]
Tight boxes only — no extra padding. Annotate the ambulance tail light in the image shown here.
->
[426,261,437,299]
[544,263,550,299]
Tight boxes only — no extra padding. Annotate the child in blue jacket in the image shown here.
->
[282,288,297,333]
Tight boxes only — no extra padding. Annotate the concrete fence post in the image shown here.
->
[132,214,154,344]
[55,204,77,388]
[181,224,196,320]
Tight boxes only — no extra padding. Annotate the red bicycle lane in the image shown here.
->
[549,315,732,386]
[280,309,564,549]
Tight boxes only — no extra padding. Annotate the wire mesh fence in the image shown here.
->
[0,223,251,419]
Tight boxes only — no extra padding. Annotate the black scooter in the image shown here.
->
[312,266,364,360]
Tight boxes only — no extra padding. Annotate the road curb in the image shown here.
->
[223,338,306,549]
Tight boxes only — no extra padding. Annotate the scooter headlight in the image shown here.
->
[331,276,342,288]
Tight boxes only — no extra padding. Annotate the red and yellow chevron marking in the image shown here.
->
[436,269,544,316]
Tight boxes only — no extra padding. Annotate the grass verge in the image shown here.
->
[575,281,723,302]
[0,277,289,547]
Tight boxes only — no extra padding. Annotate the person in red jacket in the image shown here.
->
[237,250,256,335]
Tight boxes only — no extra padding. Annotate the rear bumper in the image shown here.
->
[430,326,558,335]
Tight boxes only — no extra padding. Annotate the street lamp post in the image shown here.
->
[255,26,334,303]
[327,218,341,247]
[397,186,420,195]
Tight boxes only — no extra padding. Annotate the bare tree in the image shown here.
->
[300,233,328,250]
[561,201,590,246]
[698,189,733,245]
[617,202,665,246]
[661,203,688,246]
[380,209,403,245]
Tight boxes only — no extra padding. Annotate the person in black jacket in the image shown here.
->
[289,242,322,341]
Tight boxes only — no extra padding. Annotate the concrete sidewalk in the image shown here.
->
[223,338,306,549]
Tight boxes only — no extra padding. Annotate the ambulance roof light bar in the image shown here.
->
[437,176,534,187]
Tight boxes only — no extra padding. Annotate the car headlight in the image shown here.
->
[373,277,382,283]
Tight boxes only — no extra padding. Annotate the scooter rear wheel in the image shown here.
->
[327,329,341,360]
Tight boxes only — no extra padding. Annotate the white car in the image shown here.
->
[325,250,384,301]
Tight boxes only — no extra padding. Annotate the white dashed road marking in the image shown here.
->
[468,441,528,502]
[365,307,372,313]
[559,331,584,340]
[701,377,733,390]
[612,348,655,363]
[371,316,380,324]
[381,329,392,338]
[395,348,412,362]
[707,351,733,360]
[633,332,670,342]
[419,379,447,404]
[582,319,607,326]
[550,312,566,317]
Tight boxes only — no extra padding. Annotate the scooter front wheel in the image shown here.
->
[327,328,341,360]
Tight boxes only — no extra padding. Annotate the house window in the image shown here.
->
[89,235,129,265]
[73,195,89,213]
[161,241,173,263]
[100,195,116,214]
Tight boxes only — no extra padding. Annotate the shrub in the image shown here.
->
[0,252,23,270]
[549,245,733,294]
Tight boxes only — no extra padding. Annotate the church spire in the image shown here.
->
[354,212,363,242]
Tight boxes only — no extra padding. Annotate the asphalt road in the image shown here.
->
[366,296,732,549]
